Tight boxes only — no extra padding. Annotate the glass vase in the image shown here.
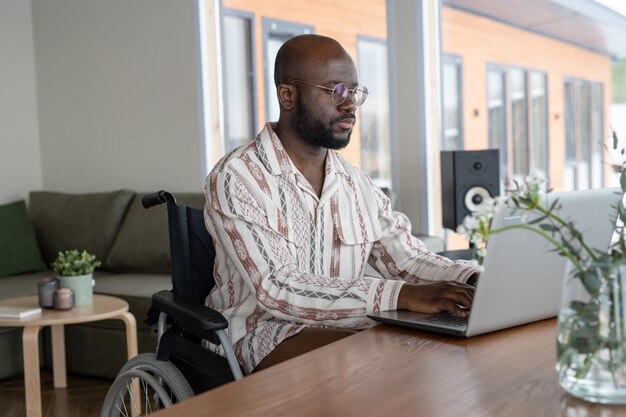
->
[556,260,626,404]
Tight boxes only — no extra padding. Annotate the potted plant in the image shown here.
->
[51,249,101,306]
[457,132,626,403]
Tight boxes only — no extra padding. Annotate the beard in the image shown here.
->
[291,99,353,150]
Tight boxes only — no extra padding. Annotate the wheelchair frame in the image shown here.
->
[100,191,244,417]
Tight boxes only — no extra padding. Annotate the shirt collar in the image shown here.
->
[257,123,294,176]
[325,146,348,178]
[257,122,349,179]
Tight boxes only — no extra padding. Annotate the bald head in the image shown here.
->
[272,35,359,152]
[274,34,352,86]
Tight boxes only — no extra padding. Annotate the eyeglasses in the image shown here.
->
[289,80,369,107]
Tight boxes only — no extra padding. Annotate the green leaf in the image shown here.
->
[549,199,560,213]
[562,240,578,257]
[569,327,601,354]
[569,300,590,314]
[50,249,101,276]
[580,270,602,296]
[539,223,558,232]
[619,204,626,224]
[528,214,548,225]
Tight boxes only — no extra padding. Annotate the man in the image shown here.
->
[204,34,479,374]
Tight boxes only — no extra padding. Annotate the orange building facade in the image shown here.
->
[442,7,612,191]
[217,0,613,195]
[220,0,388,168]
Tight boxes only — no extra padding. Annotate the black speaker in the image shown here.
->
[441,149,500,230]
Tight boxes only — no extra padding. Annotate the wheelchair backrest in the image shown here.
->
[167,201,216,304]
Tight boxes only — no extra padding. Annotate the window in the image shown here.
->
[487,64,549,184]
[564,80,577,190]
[579,81,592,189]
[530,71,549,180]
[262,18,314,123]
[487,65,508,180]
[358,36,391,189]
[221,10,256,153]
[510,68,529,179]
[564,78,604,190]
[442,55,463,151]
[591,83,604,189]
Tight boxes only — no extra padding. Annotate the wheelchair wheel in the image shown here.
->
[100,353,194,417]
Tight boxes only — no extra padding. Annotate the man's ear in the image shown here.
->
[277,84,296,110]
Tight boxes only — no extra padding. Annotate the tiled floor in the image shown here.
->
[0,371,113,417]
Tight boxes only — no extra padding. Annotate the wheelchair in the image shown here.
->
[100,191,245,417]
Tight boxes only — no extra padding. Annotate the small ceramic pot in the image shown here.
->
[53,288,75,310]
[38,277,59,308]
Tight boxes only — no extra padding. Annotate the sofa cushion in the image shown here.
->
[94,271,172,333]
[106,193,205,271]
[0,200,47,277]
[29,190,135,267]
[94,271,172,299]
[0,270,52,300]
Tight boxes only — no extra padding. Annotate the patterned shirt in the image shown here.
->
[204,123,479,373]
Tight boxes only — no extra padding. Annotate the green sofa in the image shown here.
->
[0,189,206,379]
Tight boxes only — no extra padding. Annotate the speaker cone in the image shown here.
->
[464,186,492,212]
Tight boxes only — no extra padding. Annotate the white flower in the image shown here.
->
[508,174,547,199]
[455,175,549,265]
[493,196,509,210]
[462,215,480,231]
[526,173,547,187]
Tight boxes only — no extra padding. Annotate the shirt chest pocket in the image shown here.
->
[335,216,382,247]
[263,200,304,248]
[332,190,382,246]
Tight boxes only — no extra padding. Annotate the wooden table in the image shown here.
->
[151,319,626,417]
[0,295,137,417]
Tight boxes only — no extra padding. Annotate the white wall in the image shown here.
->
[0,0,43,205]
[32,0,206,193]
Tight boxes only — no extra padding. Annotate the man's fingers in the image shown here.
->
[453,304,470,318]
[436,283,474,306]
[443,280,475,291]
[450,287,474,307]
[438,299,470,317]
[400,281,477,314]
[438,284,474,314]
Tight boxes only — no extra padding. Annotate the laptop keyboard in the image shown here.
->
[420,311,468,327]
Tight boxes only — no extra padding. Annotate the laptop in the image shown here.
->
[367,187,622,337]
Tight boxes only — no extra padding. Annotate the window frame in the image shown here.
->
[220,8,258,153]
[441,54,464,151]
[564,76,605,190]
[529,69,550,181]
[508,65,530,179]
[357,34,392,190]
[487,63,551,184]
[262,18,314,123]
[486,63,509,180]
[591,82,604,189]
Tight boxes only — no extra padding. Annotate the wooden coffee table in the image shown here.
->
[0,294,138,417]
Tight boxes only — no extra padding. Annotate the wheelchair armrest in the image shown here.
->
[151,290,228,339]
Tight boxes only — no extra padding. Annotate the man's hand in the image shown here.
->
[397,281,475,317]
